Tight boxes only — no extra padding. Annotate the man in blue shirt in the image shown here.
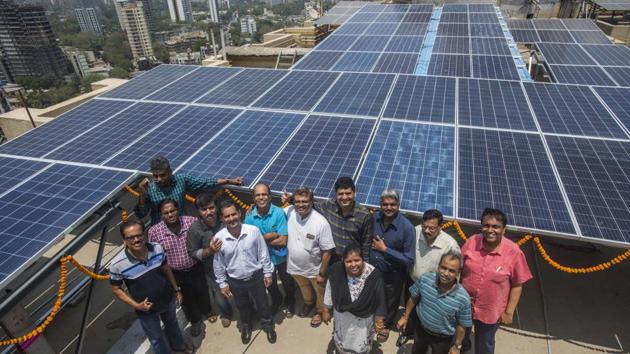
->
[244,183,296,316]
[370,188,415,336]
[136,156,243,224]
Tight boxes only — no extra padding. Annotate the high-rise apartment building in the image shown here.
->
[0,0,68,82]
[240,15,256,34]
[116,0,155,65]
[166,0,192,22]
[75,7,103,35]
[208,0,218,23]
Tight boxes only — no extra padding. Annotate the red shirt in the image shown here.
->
[461,234,532,324]
[148,216,197,271]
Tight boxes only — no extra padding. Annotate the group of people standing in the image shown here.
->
[109,156,532,354]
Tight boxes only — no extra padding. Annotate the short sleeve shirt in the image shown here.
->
[410,229,460,282]
[148,216,197,271]
[244,204,289,265]
[461,234,533,324]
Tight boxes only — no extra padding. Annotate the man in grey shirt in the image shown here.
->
[187,191,233,327]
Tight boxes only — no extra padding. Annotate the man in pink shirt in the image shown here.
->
[461,208,532,354]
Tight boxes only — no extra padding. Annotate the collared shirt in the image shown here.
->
[369,211,415,273]
[213,224,274,288]
[244,204,288,265]
[315,199,373,260]
[186,217,223,275]
[285,206,336,278]
[109,242,173,312]
[461,234,533,324]
[409,272,472,336]
[136,174,218,224]
[148,216,197,271]
[410,229,460,282]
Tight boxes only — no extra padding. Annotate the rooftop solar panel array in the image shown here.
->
[508,18,612,45]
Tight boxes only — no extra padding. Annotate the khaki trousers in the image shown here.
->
[292,274,325,313]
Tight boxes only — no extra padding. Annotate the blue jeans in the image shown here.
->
[137,298,185,354]
[206,272,233,319]
[473,320,500,354]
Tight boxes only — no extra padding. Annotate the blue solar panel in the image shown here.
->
[470,23,504,37]
[315,73,395,117]
[524,83,627,139]
[100,65,197,99]
[459,79,537,131]
[550,65,617,86]
[195,69,288,106]
[45,103,184,164]
[437,23,469,36]
[358,3,385,13]
[545,136,630,242]
[177,110,305,186]
[594,87,630,131]
[537,30,575,43]
[0,157,49,195]
[469,13,500,24]
[258,115,375,198]
[252,70,339,111]
[562,19,600,30]
[408,4,432,12]
[469,4,495,12]
[0,164,133,284]
[458,128,575,234]
[442,4,468,12]
[373,53,418,74]
[385,36,424,53]
[334,23,370,35]
[603,67,630,87]
[383,75,456,123]
[104,106,242,170]
[433,37,470,54]
[317,35,360,51]
[508,19,535,29]
[471,37,511,55]
[533,19,567,30]
[511,29,540,43]
[570,31,611,44]
[536,43,595,65]
[428,54,471,77]
[348,12,378,22]
[381,4,408,12]
[332,52,380,72]
[472,55,520,80]
[375,12,405,22]
[441,12,468,23]
[356,121,454,215]
[396,22,429,35]
[292,51,344,70]
[581,44,630,66]
[403,12,431,22]
[0,100,133,158]
[364,22,400,35]
[145,67,240,103]
[349,35,391,52]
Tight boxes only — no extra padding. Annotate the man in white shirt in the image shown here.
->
[213,200,276,345]
[285,187,335,328]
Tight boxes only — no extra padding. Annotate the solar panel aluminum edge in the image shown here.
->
[594,86,630,132]
[100,65,198,100]
[0,156,50,195]
[602,66,630,87]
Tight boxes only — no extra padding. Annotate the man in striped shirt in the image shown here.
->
[397,250,472,354]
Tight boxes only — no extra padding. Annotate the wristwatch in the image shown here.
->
[174,286,182,292]
[455,344,463,350]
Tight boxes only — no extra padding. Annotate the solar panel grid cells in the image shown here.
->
[196,69,288,106]
[402,12,431,22]
[385,36,425,53]
[468,4,496,12]
[44,102,184,164]
[373,53,419,74]
[537,43,595,65]
[177,110,306,186]
[0,157,49,195]
[332,52,381,72]
[0,100,133,158]
[510,29,540,43]
[145,67,240,103]
[537,30,576,43]
[470,23,504,37]
[315,73,395,117]
[440,12,468,23]
[507,19,535,30]
[428,54,471,77]
[252,70,339,111]
[570,31,611,44]
[258,115,375,198]
[594,87,630,131]
[458,79,537,131]
[355,121,454,215]
[292,51,345,70]
[104,106,243,171]
[471,37,511,55]
[364,22,401,35]
[100,65,197,99]
[442,4,468,13]
[469,13,500,24]
[375,12,406,23]
[396,23,429,35]
[380,4,409,12]
[348,12,378,22]
[433,37,470,54]
[582,44,630,66]
[382,75,456,123]
[472,55,520,80]
[357,4,384,13]
[602,67,630,87]
[545,136,630,242]
[437,23,470,36]
[533,19,567,30]
[408,4,433,12]
[317,35,360,51]
[549,65,616,86]
[349,35,392,52]
[335,23,370,35]
[458,128,575,234]
[562,19,600,30]
[524,83,627,139]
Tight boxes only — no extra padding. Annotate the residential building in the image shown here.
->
[116,0,156,66]
[164,30,207,52]
[75,7,103,35]
[208,0,218,22]
[240,15,256,34]
[66,49,90,77]
[167,0,193,22]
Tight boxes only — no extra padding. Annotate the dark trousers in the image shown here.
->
[173,262,212,324]
[267,261,296,310]
[205,272,233,319]
[382,270,404,328]
[412,325,453,354]
[403,274,418,336]
[473,320,500,354]
[137,298,185,354]
[228,269,273,330]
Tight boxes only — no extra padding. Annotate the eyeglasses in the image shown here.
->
[124,234,144,241]
[421,225,440,232]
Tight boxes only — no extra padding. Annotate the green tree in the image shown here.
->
[153,42,171,63]
[80,74,104,92]
[102,32,133,70]
[110,67,130,79]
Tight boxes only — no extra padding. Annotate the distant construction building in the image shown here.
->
[75,7,103,35]
[167,0,193,22]
[116,0,156,66]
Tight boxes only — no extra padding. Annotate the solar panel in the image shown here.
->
[358,3,385,13]
[364,22,401,35]
[471,37,511,55]
[45,103,184,164]
[469,13,500,24]
[440,13,468,23]
[428,54,471,77]
[145,67,240,103]
[603,66,630,87]
[469,4,495,12]
[402,12,431,22]
[195,69,288,107]
[472,55,520,80]
[458,79,537,131]
[533,19,566,30]
[355,121,455,215]
[581,44,630,66]
[536,43,595,65]
[594,87,630,131]
[292,51,344,70]
[99,65,197,99]
[348,12,378,22]
[508,19,535,29]
[524,83,627,139]
[317,35,359,51]
[569,30,610,44]
[332,52,380,72]
[438,23,470,36]
[537,30,575,43]
[375,12,406,22]
[408,4,433,12]
[0,157,49,195]
[382,75,456,123]
[0,164,134,285]
[511,29,540,43]
[433,36,470,54]
[334,23,370,35]
[349,35,391,52]
[314,72,395,117]
[381,4,408,12]
[470,23,504,37]
[458,128,576,234]
[442,4,468,12]
[545,136,630,242]
[104,106,243,170]
[396,22,429,35]
[385,36,424,53]
[258,115,375,198]
[562,19,600,31]
[252,70,339,111]
[549,65,617,86]
[373,53,418,74]
[0,100,133,158]
[177,110,306,185]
